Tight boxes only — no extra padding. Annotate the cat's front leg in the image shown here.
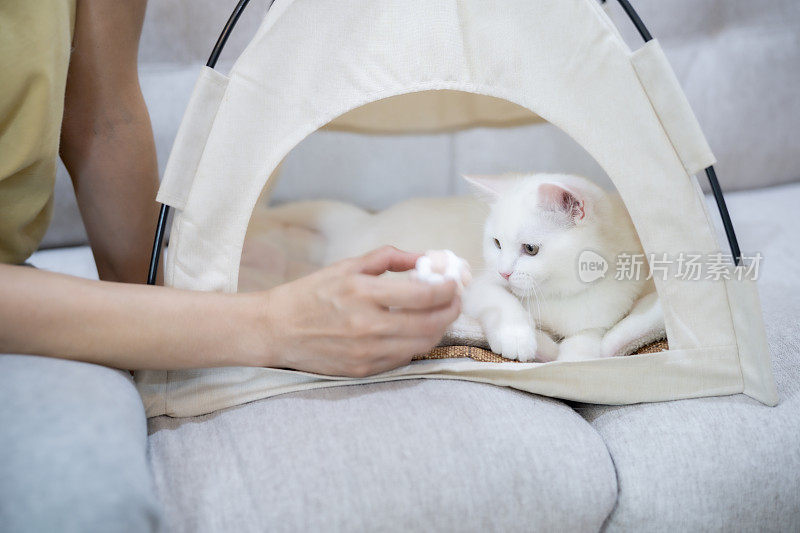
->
[464,276,538,362]
[535,330,559,362]
[558,328,605,361]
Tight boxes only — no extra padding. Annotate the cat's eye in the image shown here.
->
[523,244,540,256]
[493,238,501,249]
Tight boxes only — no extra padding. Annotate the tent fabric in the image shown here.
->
[135,0,777,417]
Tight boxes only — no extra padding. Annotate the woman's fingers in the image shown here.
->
[377,295,462,338]
[348,246,421,276]
[364,276,458,310]
[352,336,449,377]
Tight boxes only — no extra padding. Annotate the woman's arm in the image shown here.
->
[1,247,461,376]
[59,0,159,283]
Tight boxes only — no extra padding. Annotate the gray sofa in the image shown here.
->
[32,1,800,531]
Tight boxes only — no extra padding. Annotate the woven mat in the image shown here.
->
[413,339,669,363]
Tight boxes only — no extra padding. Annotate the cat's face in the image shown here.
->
[466,174,601,297]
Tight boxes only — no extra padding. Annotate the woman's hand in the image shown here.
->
[244,246,461,377]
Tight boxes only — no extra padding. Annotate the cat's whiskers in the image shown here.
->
[526,281,543,329]
[526,293,538,330]
[531,278,547,327]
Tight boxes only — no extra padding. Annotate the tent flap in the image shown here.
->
[156,67,229,210]
[632,40,716,176]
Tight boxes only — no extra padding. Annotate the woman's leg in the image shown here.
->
[0,355,162,533]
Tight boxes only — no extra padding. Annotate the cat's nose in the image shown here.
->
[499,271,512,280]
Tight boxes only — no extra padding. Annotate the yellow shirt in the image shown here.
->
[0,0,76,264]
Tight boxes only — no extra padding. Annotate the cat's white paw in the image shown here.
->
[486,323,538,362]
[557,333,603,361]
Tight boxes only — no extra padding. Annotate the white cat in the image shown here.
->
[242,173,654,362]
[462,173,649,362]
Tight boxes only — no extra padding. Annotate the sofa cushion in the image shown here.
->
[574,183,800,531]
[148,380,617,533]
[576,383,800,531]
[575,361,799,531]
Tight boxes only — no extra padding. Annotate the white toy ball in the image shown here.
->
[413,249,472,290]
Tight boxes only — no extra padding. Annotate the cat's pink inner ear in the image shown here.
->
[461,174,509,202]
[538,183,585,221]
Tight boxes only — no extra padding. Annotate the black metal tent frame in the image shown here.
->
[146,0,742,285]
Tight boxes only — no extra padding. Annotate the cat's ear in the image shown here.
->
[538,182,586,222]
[462,174,512,203]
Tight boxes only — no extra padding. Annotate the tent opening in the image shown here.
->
[238,90,668,362]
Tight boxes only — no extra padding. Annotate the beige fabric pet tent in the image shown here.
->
[135,0,778,417]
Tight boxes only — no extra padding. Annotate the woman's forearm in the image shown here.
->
[0,264,267,370]
[60,0,160,284]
